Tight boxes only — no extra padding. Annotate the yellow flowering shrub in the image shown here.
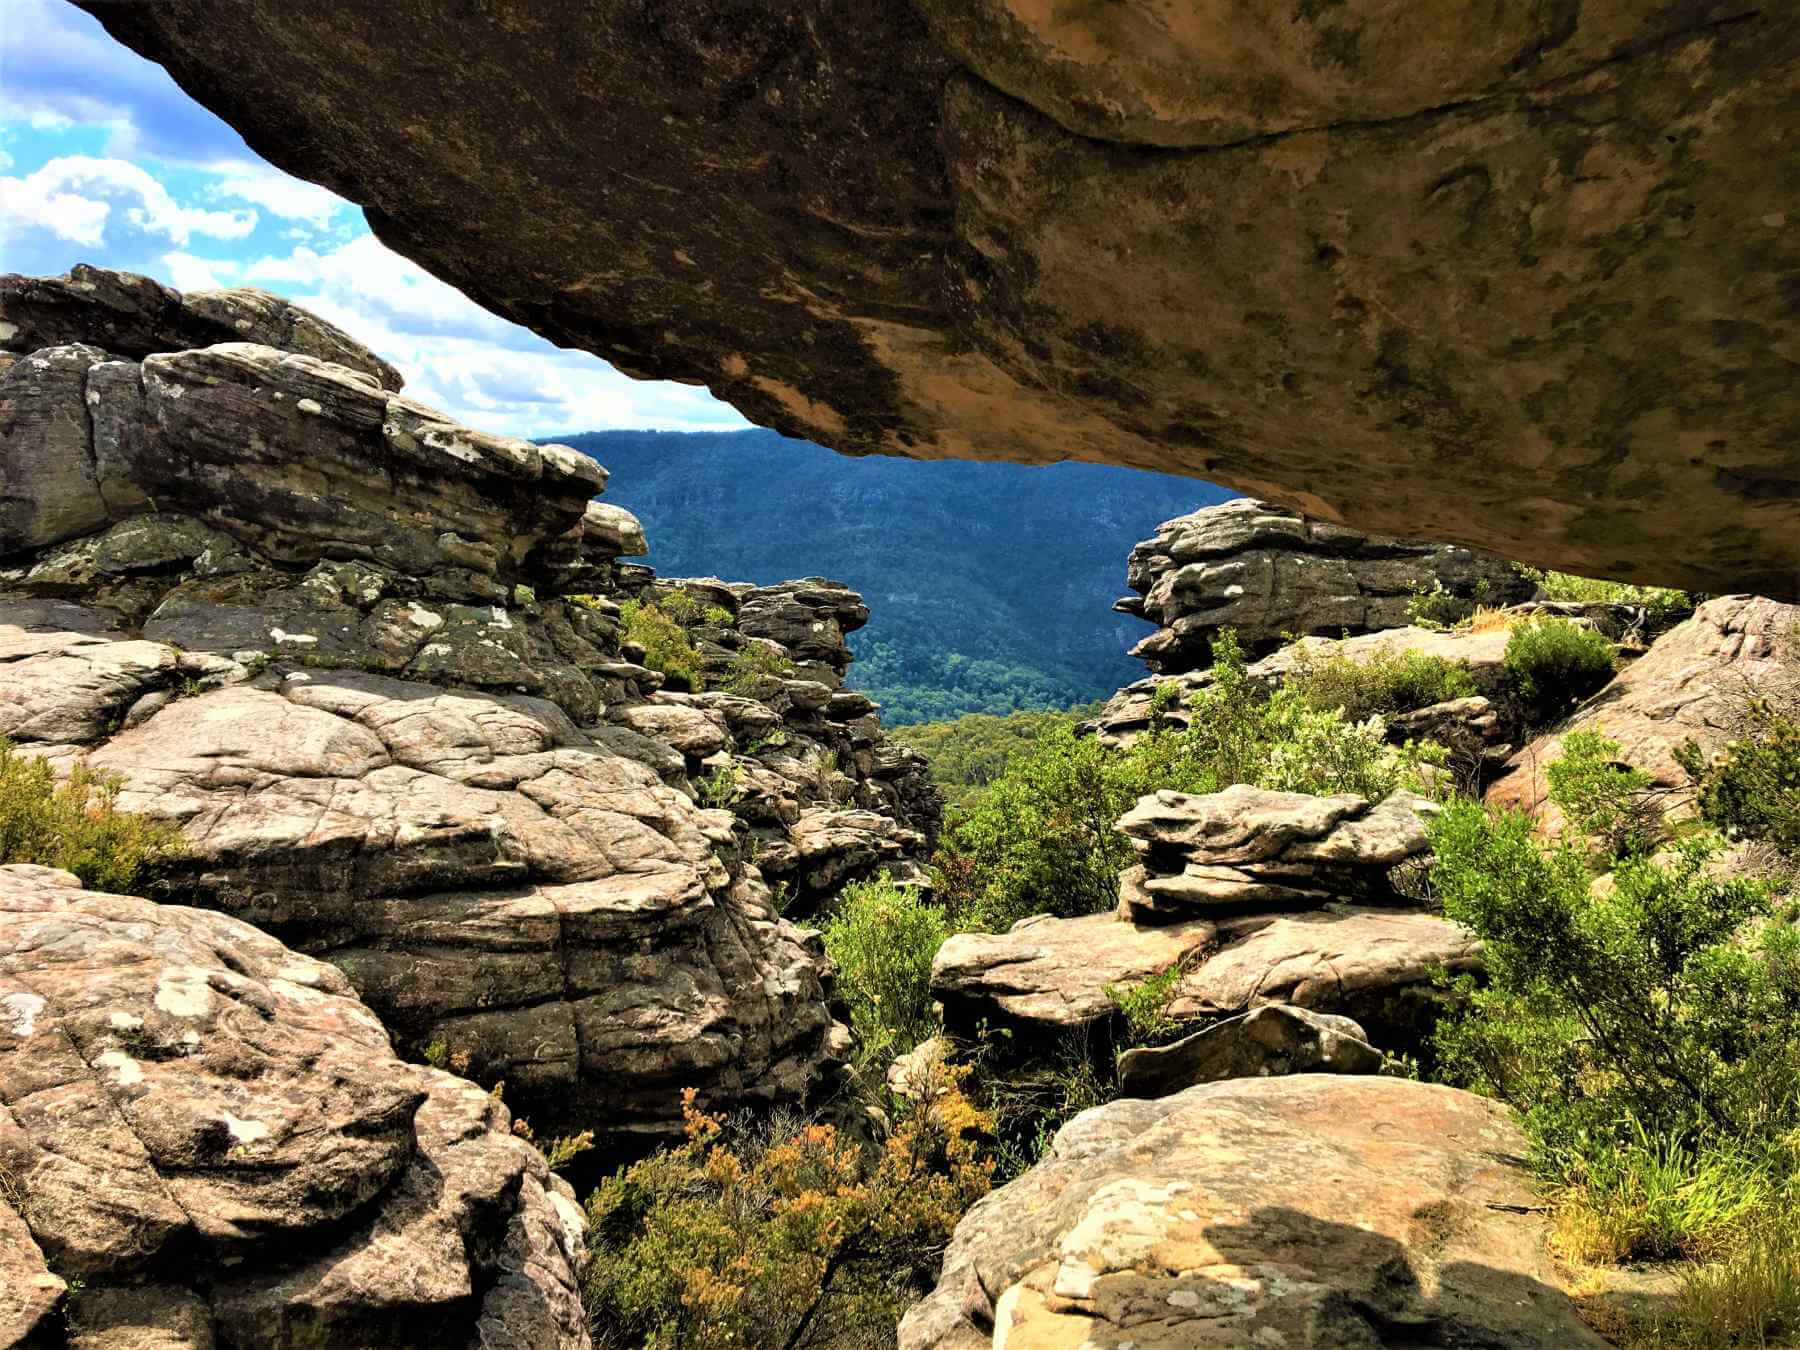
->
[584,1070,992,1349]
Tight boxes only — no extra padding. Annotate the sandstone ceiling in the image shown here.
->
[77,1,1800,596]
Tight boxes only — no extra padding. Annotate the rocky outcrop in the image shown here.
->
[898,1074,1605,1349]
[0,267,939,1146]
[77,4,1800,595]
[1487,594,1800,827]
[1115,1004,1382,1100]
[933,787,1477,1049]
[0,864,587,1349]
[1116,499,1531,673]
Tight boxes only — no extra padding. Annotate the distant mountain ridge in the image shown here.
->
[551,428,1234,723]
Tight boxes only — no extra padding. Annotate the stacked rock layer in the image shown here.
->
[0,266,939,1149]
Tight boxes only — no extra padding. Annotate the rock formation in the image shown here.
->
[74,3,1800,595]
[0,864,587,1349]
[0,266,938,1148]
[1116,499,1532,672]
[933,786,1479,1049]
[1487,593,1800,826]
[1114,1004,1382,1100]
[898,1074,1606,1348]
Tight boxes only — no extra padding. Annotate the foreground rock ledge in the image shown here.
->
[899,1074,1604,1349]
[0,864,588,1349]
[74,2,1800,595]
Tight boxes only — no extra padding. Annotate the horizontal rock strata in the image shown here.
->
[1115,1004,1382,1100]
[1117,499,1532,672]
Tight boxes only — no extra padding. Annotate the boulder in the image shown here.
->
[75,6,1800,594]
[0,864,588,1349]
[1117,499,1532,671]
[899,1075,1606,1348]
[1115,786,1438,921]
[1115,1004,1382,1099]
[1487,595,1800,827]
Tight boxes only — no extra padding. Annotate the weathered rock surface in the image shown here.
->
[1488,594,1800,826]
[76,4,1800,595]
[899,1074,1605,1349]
[934,787,1474,1050]
[1116,785,1438,921]
[1117,499,1531,672]
[0,268,941,1145]
[1116,1005,1382,1100]
[0,864,588,1349]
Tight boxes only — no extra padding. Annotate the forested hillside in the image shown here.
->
[555,428,1232,722]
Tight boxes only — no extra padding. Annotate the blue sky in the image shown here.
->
[0,0,747,437]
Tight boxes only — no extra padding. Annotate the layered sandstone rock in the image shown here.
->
[77,4,1800,594]
[1115,1004,1382,1100]
[0,864,587,1349]
[933,787,1477,1048]
[1487,594,1800,827]
[0,267,939,1145]
[898,1075,1605,1349]
[1116,499,1531,672]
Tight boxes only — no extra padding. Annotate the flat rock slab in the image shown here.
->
[900,1074,1607,1349]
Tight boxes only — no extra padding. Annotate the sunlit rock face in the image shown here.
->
[77,1,1800,595]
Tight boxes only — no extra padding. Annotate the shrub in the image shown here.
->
[720,641,790,695]
[696,762,744,809]
[656,586,705,623]
[820,875,948,1073]
[1501,614,1616,725]
[1680,699,1800,856]
[934,630,1443,932]
[0,739,185,892]
[1103,963,1186,1046]
[1286,645,1477,723]
[621,598,705,691]
[1545,730,1658,859]
[1406,578,1482,630]
[1517,566,1700,631]
[583,1078,990,1349]
[1431,800,1800,1150]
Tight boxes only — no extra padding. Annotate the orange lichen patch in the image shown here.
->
[720,354,749,379]
[748,375,848,440]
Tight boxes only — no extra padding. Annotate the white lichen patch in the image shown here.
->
[94,1049,145,1087]
[269,978,325,1005]
[154,967,214,1019]
[269,628,318,645]
[295,397,324,415]
[108,1011,146,1031]
[405,604,444,631]
[2,991,47,1037]
[222,1111,270,1144]
[0,320,17,341]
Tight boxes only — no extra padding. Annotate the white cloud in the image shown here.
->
[172,235,748,437]
[0,155,256,246]
[206,160,346,230]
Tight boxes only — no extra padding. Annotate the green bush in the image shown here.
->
[1680,699,1800,856]
[584,1081,990,1350]
[0,739,185,892]
[1286,645,1477,723]
[720,641,791,695]
[1517,566,1700,630]
[1545,729,1657,859]
[655,586,705,623]
[935,631,1442,932]
[1104,963,1186,1046]
[889,704,1100,818]
[621,598,705,691]
[1501,614,1616,725]
[820,875,948,1073]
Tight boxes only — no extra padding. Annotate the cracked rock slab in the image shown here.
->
[899,1074,1606,1349]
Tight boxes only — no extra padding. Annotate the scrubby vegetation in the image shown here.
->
[0,737,185,891]
[1679,698,1800,858]
[888,703,1100,817]
[721,639,792,695]
[1518,566,1701,631]
[621,595,706,691]
[820,876,947,1075]
[1285,644,1477,722]
[1431,726,1800,1346]
[583,1080,990,1349]
[1502,613,1618,726]
[935,632,1442,931]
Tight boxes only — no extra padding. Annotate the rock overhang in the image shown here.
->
[69,0,1800,596]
